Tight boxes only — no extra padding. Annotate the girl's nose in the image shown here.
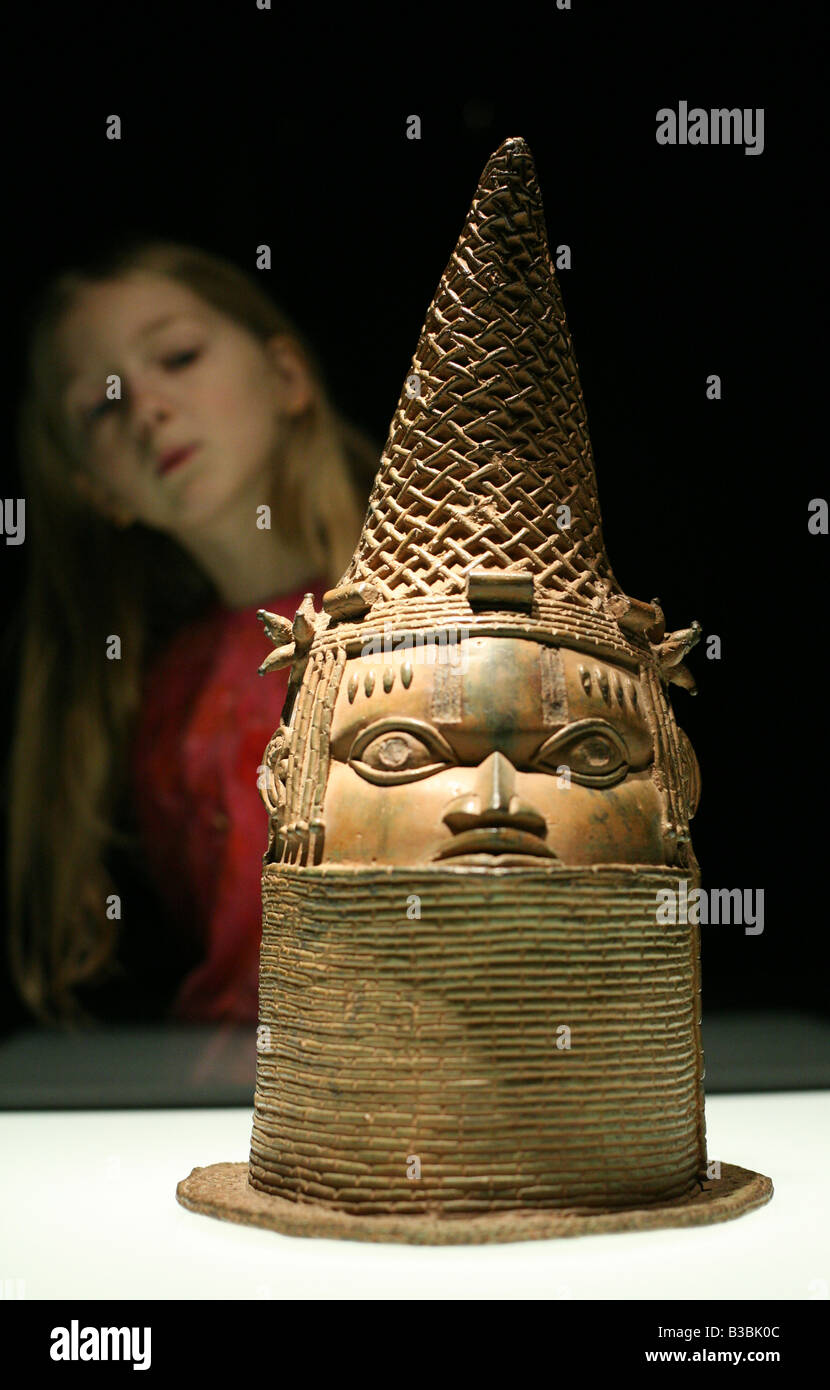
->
[134,392,174,428]
[128,376,177,433]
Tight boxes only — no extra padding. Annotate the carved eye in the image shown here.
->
[348,720,455,785]
[533,719,629,788]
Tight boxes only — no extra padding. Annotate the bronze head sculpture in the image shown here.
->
[177,137,772,1242]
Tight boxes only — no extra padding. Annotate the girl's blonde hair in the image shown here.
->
[7,239,378,1025]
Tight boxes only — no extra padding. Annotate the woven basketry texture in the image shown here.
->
[313,594,650,668]
[338,136,619,606]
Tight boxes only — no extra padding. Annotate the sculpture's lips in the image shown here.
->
[433,828,557,861]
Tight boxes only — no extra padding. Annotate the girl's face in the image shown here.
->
[54,270,309,535]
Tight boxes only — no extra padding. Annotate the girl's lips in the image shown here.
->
[158,444,199,476]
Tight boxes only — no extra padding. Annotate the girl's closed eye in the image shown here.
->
[86,395,118,424]
[84,346,203,423]
[163,346,201,369]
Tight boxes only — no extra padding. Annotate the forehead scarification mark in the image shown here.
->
[431,662,463,723]
[347,673,358,703]
[622,675,638,710]
[383,666,395,693]
[364,670,376,697]
[578,663,592,696]
[615,675,625,706]
[595,668,610,703]
[401,659,413,688]
[539,646,568,726]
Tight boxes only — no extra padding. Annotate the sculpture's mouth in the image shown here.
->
[433,828,557,861]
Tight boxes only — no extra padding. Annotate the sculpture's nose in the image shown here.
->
[442,751,548,838]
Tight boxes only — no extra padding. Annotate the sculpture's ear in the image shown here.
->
[676,728,701,819]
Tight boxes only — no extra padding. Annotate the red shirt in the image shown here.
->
[131,579,328,1023]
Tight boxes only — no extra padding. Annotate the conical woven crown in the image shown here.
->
[338,136,620,606]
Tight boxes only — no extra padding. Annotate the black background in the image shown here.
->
[1,1,826,1025]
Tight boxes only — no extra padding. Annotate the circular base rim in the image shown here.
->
[176,1162,773,1245]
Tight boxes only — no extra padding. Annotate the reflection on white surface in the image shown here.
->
[0,1093,827,1301]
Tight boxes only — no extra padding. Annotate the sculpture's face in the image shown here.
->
[319,634,688,868]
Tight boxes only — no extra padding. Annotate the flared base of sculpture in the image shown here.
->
[176,1161,772,1244]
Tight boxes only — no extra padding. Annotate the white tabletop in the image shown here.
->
[2,1091,828,1301]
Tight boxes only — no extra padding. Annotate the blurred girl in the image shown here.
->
[8,240,378,1026]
